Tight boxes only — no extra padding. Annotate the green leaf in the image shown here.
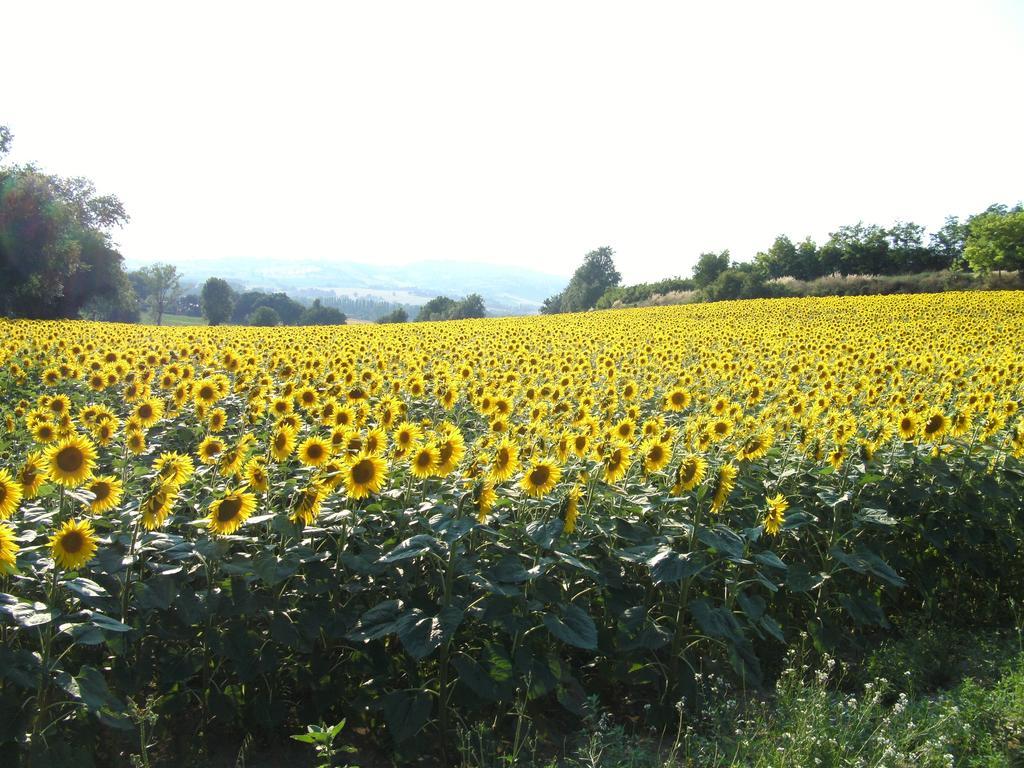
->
[453,655,500,701]
[0,595,57,628]
[395,610,445,659]
[381,690,432,744]
[543,604,597,650]
[380,534,441,563]
[348,600,404,642]
[647,548,702,584]
[89,612,132,633]
[527,518,565,550]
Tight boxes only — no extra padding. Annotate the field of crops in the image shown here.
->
[1,292,1023,764]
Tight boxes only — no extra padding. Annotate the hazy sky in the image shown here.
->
[4,1,1023,283]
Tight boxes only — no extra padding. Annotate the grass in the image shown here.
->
[452,624,1024,768]
[141,311,207,326]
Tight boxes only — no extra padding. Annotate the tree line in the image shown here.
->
[542,204,1024,313]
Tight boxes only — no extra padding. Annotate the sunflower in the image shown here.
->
[0,469,24,520]
[641,439,671,473]
[763,493,788,535]
[18,452,46,498]
[393,421,423,457]
[126,428,147,455]
[664,387,691,412]
[897,412,919,441]
[154,452,195,487]
[474,480,497,524]
[133,397,164,428]
[208,407,228,433]
[198,436,226,465]
[673,455,706,494]
[298,435,332,468]
[513,451,553,490]
[290,482,326,525]
[49,518,98,570]
[344,454,388,500]
[707,418,733,443]
[208,489,257,535]
[86,475,123,515]
[0,523,19,574]
[489,439,520,483]
[602,442,631,484]
[140,482,179,530]
[563,486,581,534]
[32,421,58,444]
[270,426,296,462]
[410,443,439,479]
[435,429,465,476]
[738,429,774,462]
[827,445,847,470]
[364,427,387,456]
[921,410,948,441]
[710,463,739,513]
[245,457,269,493]
[45,434,97,488]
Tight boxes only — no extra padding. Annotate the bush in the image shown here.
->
[246,305,280,326]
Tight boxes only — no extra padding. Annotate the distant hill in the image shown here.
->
[126,256,567,317]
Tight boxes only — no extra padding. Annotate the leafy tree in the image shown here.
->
[200,277,234,325]
[755,236,797,280]
[137,263,182,325]
[929,216,968,271]
[692,250,731,289]
[416,296,459,322]
[539,291,564,315]
[541,246,621,314]
[793,237,822,280]
[452,293,486,319]
[300,299,346,325]
[247,306,281,326]
[1,126,132,319]
[963,208,1024,273]
[231,291,305,325]
[377,307,408,323]
[825,223,891,276]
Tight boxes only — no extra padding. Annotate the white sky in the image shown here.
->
[4,0,1023,283]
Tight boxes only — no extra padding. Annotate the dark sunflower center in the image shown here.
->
[62,530,84,554]
[648,446,664,461]
[925,415,944,434]
[439,444,453,464]
[416,451,432,468]
[714,422,728,435]
[139,404,153,420]
[275,434,287,449]
[57,447,85,473]
[92,482,111,501]
[199,386,215,400]
[351,459,375,485]
[681,462,696,482]
[529,466,550,486]
[497,449,509,467]
[0,485,6,503]
[307,444,324,460]
[901,418,913,432]
[217,497,242,522]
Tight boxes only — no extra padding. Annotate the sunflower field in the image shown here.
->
[1,292,1023,765]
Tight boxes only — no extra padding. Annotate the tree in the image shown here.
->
[300,299,346,325]
[416,296,459,322]
[541,246,621,314]
[1,125,133,319]
[377,307,408,323]
[138,263,182,325]
[692,250,731,289]
[231,291,305,325]
[200,277,234,325]
[886,221,933,273]
[754,236,797,280]
[929,216,968,271]
[452,293,486,319]
[247,306,281,326]
[963,208,1024,273]
[824,223,891,276]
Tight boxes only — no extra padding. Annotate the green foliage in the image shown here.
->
[246,305,281,326]
[416,294,487,321]
[232,290,305,325]
[200,277,234,326]
[691,250,732,289]
[377,307,409,323]
[300,299,347,326]
[542,246,620,313]
[595,277,695,309]
[134,263,182,326]
[0,127,134,320]
[964,207,1024,273]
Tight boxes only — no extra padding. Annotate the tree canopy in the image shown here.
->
[1,125,137,320]
[200,277,234,325]
[541,246,621,314]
